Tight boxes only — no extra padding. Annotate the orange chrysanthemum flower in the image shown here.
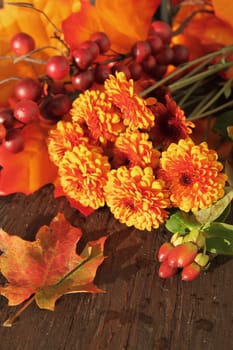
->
[48,121,86,166]
[71,90,124,145]
[105,72,155,131]
[113,130,160,169]
[104,166,170,231]
[150,94,194,148]
[59,145,111,209]
[158,138,227,212]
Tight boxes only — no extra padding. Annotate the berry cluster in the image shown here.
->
[158,230,209,281]
[2,21,189,154]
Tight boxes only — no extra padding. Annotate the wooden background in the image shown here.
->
[0,184,232,350]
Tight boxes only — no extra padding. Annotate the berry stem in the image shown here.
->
[3,295,35,327]
[13,46,66,63]
[0,77,21,85]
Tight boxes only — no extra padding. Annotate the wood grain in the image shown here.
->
[0,185,232,350]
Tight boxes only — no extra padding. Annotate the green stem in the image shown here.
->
[188,88,219,118]
[3,295,35,327]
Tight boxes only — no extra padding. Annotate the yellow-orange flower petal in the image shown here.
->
[113,130,160,169]
[71,89,124,144]
[150,94,194,148]
[0,124,57,195]
[104,166,170,231]
[59,144,110,209]
[158,138,227,212]
[105,72,155,131]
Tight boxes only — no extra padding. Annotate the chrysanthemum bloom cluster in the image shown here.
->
[48,72,227,230]
[158,138,227,212]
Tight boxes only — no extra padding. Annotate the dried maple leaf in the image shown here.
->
[0,213,106,312]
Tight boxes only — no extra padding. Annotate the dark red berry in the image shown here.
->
[131,41,152,63]
[14,99,40,124]
[152,64,167,79]
[71,70,95,91]
[158,260,178,279]
[79,40,100,60]
[0,108,15,128]
[3,129,24,153]
[11,32,35,56]
[158,242,174,262]
[148,35,164,54]
[72,48,93,70]
[172,44,190,65]
[149,21,173,45]
[14,78,42,101]
[156,47,175,65]
[0,124,6,141]
[142,55,157,72]
[111,63,131,79]
[181,262,201,281]
[95,64,112,84]
[128,61,143,80]
[167,242,198,268]
[46,55,70,80]
[90,32,111,54]
[48,94,71,116]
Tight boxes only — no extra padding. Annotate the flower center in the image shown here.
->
[180,173,192,186]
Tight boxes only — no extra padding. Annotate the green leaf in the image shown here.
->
[204,222,233,255]
[193,187,233,224]
[165,210,201,234]
[225,160,233,187]
[212,110,233,138]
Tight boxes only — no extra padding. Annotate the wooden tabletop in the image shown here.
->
[0,184,232,350]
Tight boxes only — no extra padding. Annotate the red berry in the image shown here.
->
[90,32,111,54]
[142,55,157,72]
[14,99,40,124]
[172,44,190,65]
[0,124,7,141]
[158,260,178,279]
[167,242,198,268]
[14,78,42,101]
[128,62,143,80]
[158,242,174,262]
[95,64,112,84]
[48,94,71,116]
[46,55,70,80]
[152,64,167,79]
[71,70,95,91]
[181,262,201,281]
[0,108,15,129]
[148,35,164,54]
[79,40,100,60]
[3,129,24,153]
[72,48,93,70]
[111,63,131,79]
[156,47,175,65]
[149,21,173,45]
[11,32,35,56]
[131,41,152,63]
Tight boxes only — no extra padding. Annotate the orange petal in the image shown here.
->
[0,124,57,195]
[62,0,160,52]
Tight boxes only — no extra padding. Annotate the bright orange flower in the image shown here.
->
[0,124,57,195]
[104,166,170,231]
[62,0,160,53]
[105,72,155,131]
[150,94,194,148]
[158,138,227,212]
[113,130,160,169]
[59,144,110,210]
[71,89,124,145]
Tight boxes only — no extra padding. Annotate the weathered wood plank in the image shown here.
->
[0,185,232,350]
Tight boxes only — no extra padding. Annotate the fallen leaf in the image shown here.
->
[0,213,106,311]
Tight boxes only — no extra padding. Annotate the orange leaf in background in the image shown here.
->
[0,123,57,195]
[62,0,160,53]
[0,213,106,311]
[212,0,233,28]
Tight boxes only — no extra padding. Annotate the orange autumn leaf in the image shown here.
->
[212,0,233,28]
[62,0,160,53]
[0,123,57,195]
[0,213,106,311]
